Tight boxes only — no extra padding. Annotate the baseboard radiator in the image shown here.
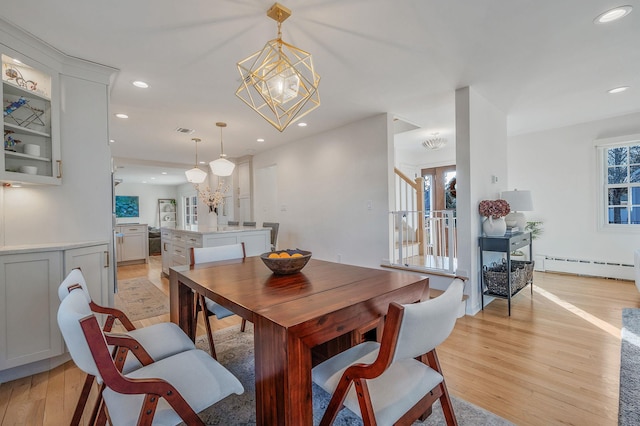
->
[538,255,634,281]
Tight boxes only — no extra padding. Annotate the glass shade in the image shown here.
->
[210,157,235,177]
[262,62,300,104]
[185,167,207,183]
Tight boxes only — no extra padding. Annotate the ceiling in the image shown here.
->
[2,1,639,185]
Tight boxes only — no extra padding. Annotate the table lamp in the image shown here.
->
[500,189,533,230]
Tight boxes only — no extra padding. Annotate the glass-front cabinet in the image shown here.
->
[1,48,61,185]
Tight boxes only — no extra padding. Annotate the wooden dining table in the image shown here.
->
[169,256,429,425]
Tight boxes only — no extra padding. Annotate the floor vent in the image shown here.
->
[540,255,634,280]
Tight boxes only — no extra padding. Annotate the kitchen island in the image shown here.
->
[160,225,271,276]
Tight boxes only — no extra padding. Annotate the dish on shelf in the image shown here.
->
[23,144,40,157]
[18,165,37,175]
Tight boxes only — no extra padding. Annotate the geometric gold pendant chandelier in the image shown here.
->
[236,2,320,132]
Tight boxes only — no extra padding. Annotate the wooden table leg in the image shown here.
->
[169,269,194,340]
[254,316,313,425]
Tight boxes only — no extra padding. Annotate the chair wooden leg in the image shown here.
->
[199,294,217,359]
[426,350,457,426]
[91,385,108,426]
[240,319,247,332]
[70,373,94,425]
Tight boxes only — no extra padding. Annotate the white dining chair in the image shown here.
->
[312,278,464,426]
[58,268,196,425]
[190,243,248,358]
[58,287,244,425]
[262,222,280,251]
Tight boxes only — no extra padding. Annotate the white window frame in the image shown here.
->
[595,133,640,232]
[184,195,198,226]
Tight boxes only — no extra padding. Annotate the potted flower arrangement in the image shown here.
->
[478,199,510,236]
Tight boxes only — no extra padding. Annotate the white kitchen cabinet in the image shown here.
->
[64,244,110,307]
[0,242,111,380]
[0,251,63,370]
[1,48,61,185]
[161,228,172,276]
[116,224,148,265]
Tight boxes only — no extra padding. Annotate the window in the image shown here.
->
[421,165,456,214]
[184,195,198,225]
[604,143,640,225]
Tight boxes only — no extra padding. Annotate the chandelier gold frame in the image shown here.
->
[236,2,320,132]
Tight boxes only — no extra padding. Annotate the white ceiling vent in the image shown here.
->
[175,127,195,134]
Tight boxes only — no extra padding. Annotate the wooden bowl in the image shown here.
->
[260,250,312,275]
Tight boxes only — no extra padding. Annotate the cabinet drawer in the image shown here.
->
[172,253,187,266]
[172,245,187,256]
[185,235,202,248]
[172,233,186,244]
[509,233,531,251]
[119,225,146,234]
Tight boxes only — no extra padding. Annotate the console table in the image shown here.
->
[479,231,532,315]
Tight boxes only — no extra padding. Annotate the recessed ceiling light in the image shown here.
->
[115,113,129,119]
[594,5,632,23]
[199,161,206,165]
[142,181,147,184]
[132,80,149,88]
[161,171,168,175]
[151,177,156,180]
[608,86,630,94]
[297,122,307,127]
[109,139,115,143]
[257,138,265,142]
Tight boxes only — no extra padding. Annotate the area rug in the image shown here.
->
[113,277,169,321]
[194,325,513,425]
[620,308,640,425]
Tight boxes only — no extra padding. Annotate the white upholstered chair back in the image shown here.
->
[191,243,245,265]
[392,278,464,362]
[58,268,91,303]
[57,288,103,380]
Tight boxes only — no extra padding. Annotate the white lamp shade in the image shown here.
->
[500,190,533,212]
[209,158,235,177]
[185,167,207,183]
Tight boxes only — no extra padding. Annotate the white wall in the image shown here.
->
[508,111,640,267]
[115,183,179,228]
[252,114,390,267]
[456,87,508,313]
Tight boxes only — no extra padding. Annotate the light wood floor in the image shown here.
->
[0,256,635,425]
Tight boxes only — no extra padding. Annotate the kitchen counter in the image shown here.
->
[166,225,268,234]
[160,226,270,276]
[0,240,110,255]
